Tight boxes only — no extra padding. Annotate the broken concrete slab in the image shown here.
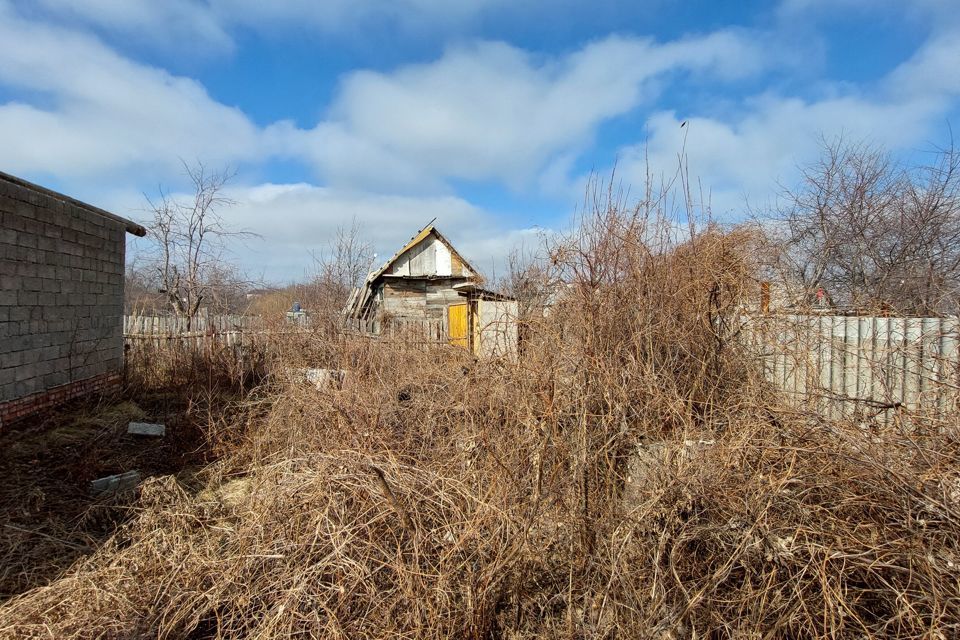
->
[303,368,347,390]
[90,470,141,495]
[127,421,165,437]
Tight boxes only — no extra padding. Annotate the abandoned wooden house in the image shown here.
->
[344,224,518,357]
[0,171,146,428]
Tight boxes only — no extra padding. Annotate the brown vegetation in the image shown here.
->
[2,180,960,638]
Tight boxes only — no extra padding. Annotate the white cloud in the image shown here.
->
[121,182,522,284]
[23,0,232,52]
[0,4,277,179]
[603,22,960,220]
[0,1,769,199]
[4,0,958,283]
[885,32,960,97]
[294,31,768,191]
[227,184,552,283]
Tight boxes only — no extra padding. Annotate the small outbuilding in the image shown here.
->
[0,171,146,428]
[344,223,518,357]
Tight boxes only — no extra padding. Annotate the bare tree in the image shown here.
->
[762,135,960,314]
[312,217,374,308]
[317,218,373,308]
[301,218,373,329]
[145,162,254,327]
[124,260,164,314]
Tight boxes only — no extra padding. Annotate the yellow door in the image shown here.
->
[448,303,469,349]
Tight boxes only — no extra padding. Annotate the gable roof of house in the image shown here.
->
[366,222,478,283]
[0,170,147,236]
[343,223,480,319]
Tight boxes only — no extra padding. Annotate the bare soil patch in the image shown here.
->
[0,392,210,600]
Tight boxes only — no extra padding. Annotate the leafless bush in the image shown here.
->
[124,338,268,397]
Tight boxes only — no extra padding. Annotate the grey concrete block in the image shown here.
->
[3,211,25,231]
[90,470,141,495]
[127,422,165,437]
[36,264,55,278]
[18,291,38,306]
[42,222,63,239]
[35,360,55,377]
[17,233,37,249]
[14,364,34,381]
[1,189,128,411]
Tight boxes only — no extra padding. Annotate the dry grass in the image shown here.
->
[2,186,959,638]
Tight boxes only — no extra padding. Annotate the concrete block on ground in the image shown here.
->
[90,470,140,495]
[303,368,347,390]
[127,421,165,437]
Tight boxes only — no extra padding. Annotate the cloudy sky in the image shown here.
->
[1,0,958,283]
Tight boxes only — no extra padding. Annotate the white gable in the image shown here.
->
[435,239,452,275]
[386,233,454,277]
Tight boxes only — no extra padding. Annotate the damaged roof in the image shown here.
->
[366,222,478,284]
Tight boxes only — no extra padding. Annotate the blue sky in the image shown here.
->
[0,0,958,283]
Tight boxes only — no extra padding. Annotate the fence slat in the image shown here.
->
[758,313,960,421]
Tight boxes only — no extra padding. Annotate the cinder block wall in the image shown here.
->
[0,177,127,425]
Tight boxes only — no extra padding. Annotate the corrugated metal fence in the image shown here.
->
[753,314,960,418]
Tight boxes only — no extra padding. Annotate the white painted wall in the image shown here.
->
[477,299,519,358]
[435,238,452,276]
[386,233,453,277]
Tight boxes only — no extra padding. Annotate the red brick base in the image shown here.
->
[0,372,122,430]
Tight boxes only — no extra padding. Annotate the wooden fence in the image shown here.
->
[123,315,263,350]
[125,314,448,347]
[753,314,960,419]
[343,316,447,343]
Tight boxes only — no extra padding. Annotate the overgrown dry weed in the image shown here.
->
[2,187,960,638]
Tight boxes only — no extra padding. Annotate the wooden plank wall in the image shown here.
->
[381,279,470,320]
[343,315,447,343]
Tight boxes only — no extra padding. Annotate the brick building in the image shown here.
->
[0,171,146,428]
